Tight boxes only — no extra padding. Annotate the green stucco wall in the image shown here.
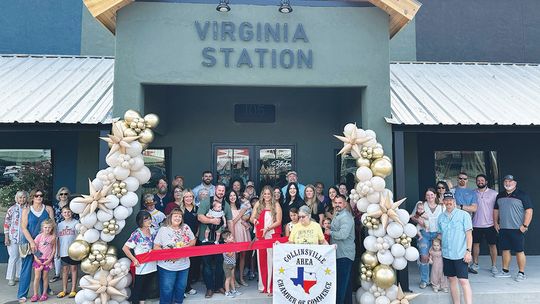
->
[80,5,115,56]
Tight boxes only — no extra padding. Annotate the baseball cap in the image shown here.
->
[503,174,516,182]
[286,171,298,177]
[246,181,255,188]
[443,192,454,200]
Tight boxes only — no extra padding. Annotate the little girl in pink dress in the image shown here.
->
[429,238,448,293]
[31,219,56,302]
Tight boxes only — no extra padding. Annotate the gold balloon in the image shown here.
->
[139,128,154,144]
[68,240,90,261]
[144,113,160,129]
[124,109,142,124]
[370,157,393,178]
[356,157,371,167]
[106,246,117,256]
[102,254,118,271]
[372,265,396,289]
[91,241,108,254]
[372,147,384,159]
[361,252,379,269]
[81,258,100,274]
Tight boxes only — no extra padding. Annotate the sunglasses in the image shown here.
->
[437,187,446,189]
[59,193,69,196]
[34,194,43,198]
[458,177,468,180]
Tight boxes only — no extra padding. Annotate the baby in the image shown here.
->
[411,201,429,240]
[429,238,448,293]
[204,200,226,244]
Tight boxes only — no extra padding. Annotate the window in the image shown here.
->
[0,149,52,207]
[434,151,499,191]
[258,148,293,189]
[142,148,169,193]
[215,148,251,186]
[335,152,357,189]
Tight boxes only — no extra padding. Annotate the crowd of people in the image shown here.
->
[410,173,533,304]
[2,170,533,304]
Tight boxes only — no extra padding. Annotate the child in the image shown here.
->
[31,219,56,302]
[204,200,226,244]
[285,208,299,237]
[411,201,429,240]
[322,218,332,243]
[144,194,166,230]
[197,189,209,207]
[56,206,80,298]
[429,238,448,293]
[222,231,242,298]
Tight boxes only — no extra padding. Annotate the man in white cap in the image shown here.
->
[281,171,306,199]
[493,175,533,281]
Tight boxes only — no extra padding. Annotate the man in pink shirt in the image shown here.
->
[471,174,499,274]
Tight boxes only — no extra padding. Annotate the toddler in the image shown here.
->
[56,206,80,298]
[429,238,448,293]
[222,231,242,298]
[411,201,429,240]
[322,218,332,243]
[204,200,226,244]
[285,208,299,237]
[31,219,56,302]
[144,194,166,230]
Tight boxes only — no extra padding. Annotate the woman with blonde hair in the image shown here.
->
[250,186,282,295]
[179,189,199,296]
[303,184,324,225]
[3,190,28,286]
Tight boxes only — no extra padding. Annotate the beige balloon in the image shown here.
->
[139,128,154,144]
[144,113,160,129]
[356,157,371,167]
[68,240,90,261]
[124,128,138,137]
[81,258,100,274]
[102,254,118,271]
[372,264,396,289]
[361,251,379,269]
[370,157,393,178]
[124,109,142,124]
[91,241,108,254]
[106,246,117,257]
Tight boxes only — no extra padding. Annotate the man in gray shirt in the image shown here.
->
[493,175,533,281]
[330,194,355,304]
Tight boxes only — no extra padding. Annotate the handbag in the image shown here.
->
[18,243,31,258]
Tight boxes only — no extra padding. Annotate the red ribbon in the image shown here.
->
[134,237,288,264]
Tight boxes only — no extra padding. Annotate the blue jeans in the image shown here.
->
[202,253,224,291]
[336,258,353,304]
[158,266,188,304]
[418,230,437,284]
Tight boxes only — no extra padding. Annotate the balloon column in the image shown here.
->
[334,123,420,304]
[69,110,158,304]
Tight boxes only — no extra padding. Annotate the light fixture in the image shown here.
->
[278,0,293,13]
[216,0,231,12]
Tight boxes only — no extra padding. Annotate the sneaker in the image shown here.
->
[49,276,60,283]
[442,288,449,293]
[187,288,197,295]
[491,266,499,275]
[419,282,427,289]
[225,291,235,298]
[515,272,527,282]
[468,266,478,274]
[471,263,479,272]
[494,270,511,278]
[232,289,243,296]
[8,280,15,286]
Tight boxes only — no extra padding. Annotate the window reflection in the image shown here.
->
[435,151,499,191]
[259,148,292,189]
[216,148,250,186]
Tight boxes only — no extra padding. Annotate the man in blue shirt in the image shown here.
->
[438,192,473,304]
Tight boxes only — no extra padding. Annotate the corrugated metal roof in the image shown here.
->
[388,62,540,125]
[0,55,114,124]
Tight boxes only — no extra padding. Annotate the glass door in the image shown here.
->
[214,147,251,186]
[257,146,294,189]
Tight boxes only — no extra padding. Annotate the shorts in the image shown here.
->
[499,229,525,252]
[472,226,498,245]
[223,263,235,276]
[33,258,52,271]
[443,258,468,279]
[61,256,81,266]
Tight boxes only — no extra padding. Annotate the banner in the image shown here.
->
[273,244,336,304]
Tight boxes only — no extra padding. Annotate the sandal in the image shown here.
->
[239,280,248,287]
[39,294,48,301]
[57,291,66,298]
[68,291,77,298]
[30,295,39,302]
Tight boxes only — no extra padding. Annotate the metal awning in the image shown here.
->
[0,55,114,125]
[388,62,540,126]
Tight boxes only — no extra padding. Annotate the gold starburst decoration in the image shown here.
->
[366,190,406,229]
[100,120,140,157]
[334,131,372,156]
[71,179,112,217]
[390,284,420,304]
[81,271,128,303]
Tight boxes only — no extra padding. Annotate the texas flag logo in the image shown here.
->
[290,267,317,294]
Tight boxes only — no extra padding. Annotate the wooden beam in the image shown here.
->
[83,0,133,34]
[367,0,422,38]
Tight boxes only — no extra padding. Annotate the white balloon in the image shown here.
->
[91,178,104,192]
[123,176,140,192]
[117,219,126,231]
[113,166,130,181]
[375,295,390,304]
[364,138,378,147]
[83,228,99,243]
[130,156,144,171]
[118,257,132,268]
[130,166,151,184]
[386,222,404,239]
[357,198,370,213]
[396,209,410,225]
[361,280,373,291]
[366,191,381,204]
[115,275,132,289]
[364,236,378,252]
[391,244,406,258]
[370,176,386,192]
[79,275,93,288]
[377,250,394,265]
[100,231,114,242]
[405,246,420,262]
[365,129,377,140]
[361,291,376,304]
[80,213,98,229]
[108,300,120,304]
[372,224,386,237]
[392,256,408,270]
[114,205,130,220]
[97,209,114,222]
[105,151,122,167]
[383,236,395,246]
[105,195,120,209]
[356,287,366,304]
[94,221,104,230]
[126,141,143,157]
[79,226,88,234]
[356,167,373,182]
[403,223,418,238]
[120,192,138,207]
[70,201,86,214]
[366,203,381,214]
[343,123,357,137]
[357,128,367,139]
